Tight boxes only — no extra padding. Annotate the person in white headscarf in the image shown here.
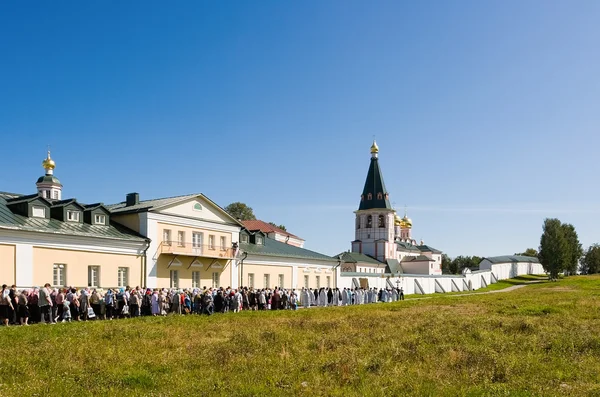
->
[319,288,327,307]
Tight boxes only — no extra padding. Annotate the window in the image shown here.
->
[192,232,203,249]
[248,273,255,288]
[377,192,383,200]
[256,236,263,245]
[32,206,46,218]
[367,193,372,200]
[209,235,215,249]
[44,190,50,199]
[52,190,59,199]
[163,229,171,245]
[378,215,385,228]
[212,272,220,288]
[88,266,100,287]
[278,274,284,288]
[326,276,331,288]
[304,275,309,288]
[241,234,249,243]
[263,274,270,288]
[53,264,66,286]
[94,214,106,225]
[118,267,129,287]
[177,231,185,247]
[366,215,372,228]
[66,210,80,222]
[220,236,226,251]
[315,275,321,289]
[356,217,360,230]
[193,203,202,211]
[192,271,200,288]
[170,270,179,288]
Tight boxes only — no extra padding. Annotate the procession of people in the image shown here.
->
[0,283,405,326]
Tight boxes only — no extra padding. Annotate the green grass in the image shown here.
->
[1,276,600,396]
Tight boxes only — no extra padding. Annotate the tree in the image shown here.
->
[224,202,256,221]
[581,244,600,274]
[268,222,287,231]
[562,223,583,275]
[441,254,452,273]
[515,248,538,257]
[539,218,568,280]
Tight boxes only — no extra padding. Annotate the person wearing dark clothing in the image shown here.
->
[327,288,333,304]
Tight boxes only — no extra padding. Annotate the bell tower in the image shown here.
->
[352,141,395,262]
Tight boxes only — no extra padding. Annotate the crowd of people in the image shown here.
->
[0,283,404,326]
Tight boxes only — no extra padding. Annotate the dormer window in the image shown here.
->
[367,193,372,200]
[66,210,80,222]
[94,214,106,225]
[32,206,46,218]
[377,192,383,200]
[256,236,263,245]
[241,234,249,243]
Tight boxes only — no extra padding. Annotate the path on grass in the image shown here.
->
[406,280,545,301]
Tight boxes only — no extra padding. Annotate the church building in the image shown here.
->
[340,141,443,277]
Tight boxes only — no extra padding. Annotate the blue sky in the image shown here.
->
[1,1,599,257]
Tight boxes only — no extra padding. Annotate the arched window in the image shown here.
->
[366,215,372,228]
[377,192,383,200]
[378,215,385,228]
[367,193,372,200]
[356,217,360,230]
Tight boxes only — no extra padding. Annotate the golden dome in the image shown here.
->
[42,151,56,170]
[370,140,379,154]
[400,215,412,229]
[394,214,402,226]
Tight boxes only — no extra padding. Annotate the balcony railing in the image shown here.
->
[159,241,236,259]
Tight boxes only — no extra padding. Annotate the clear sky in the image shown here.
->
[1,1,599,257]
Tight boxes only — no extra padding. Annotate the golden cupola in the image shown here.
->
[400,214,412,229]
[42,151,56,174]
[370,140,379,155]
[394,213,402,226]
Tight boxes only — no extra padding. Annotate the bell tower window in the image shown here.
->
[378,215,385,228]
[356,217,360,230]
[366,215,372,228]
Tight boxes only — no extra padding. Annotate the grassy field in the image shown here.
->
[1,276,599,396]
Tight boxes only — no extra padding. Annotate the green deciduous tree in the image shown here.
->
[441,254,452,273]
[580,244,600,275]
[562,223,583,275]
[224,202,256,221]
[539,218,568,280]
[515,248,538,257]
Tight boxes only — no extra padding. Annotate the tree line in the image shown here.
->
[224,202,286,231]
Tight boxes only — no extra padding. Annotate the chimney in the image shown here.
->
[126,192,139,207]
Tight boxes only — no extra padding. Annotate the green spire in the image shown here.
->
[358,141,391,210]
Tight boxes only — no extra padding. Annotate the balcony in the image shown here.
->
[159,241,236,259]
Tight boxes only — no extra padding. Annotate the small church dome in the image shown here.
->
[400,215,412,229]
[42,151,56,170]
[370,140,379,154]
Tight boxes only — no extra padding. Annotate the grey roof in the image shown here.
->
[107,193,200,214]
[107,193,243,226]
[417,245,442,254]
[0,193,147,242]
[401,255,435,262]
[241,237,337,262]
[385,259,402,274]
[396,241,421,252]
[336,251,383,265]
[482,255,540,264]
